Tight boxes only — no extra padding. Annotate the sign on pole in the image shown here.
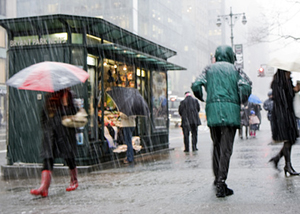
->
[234,44,244,69]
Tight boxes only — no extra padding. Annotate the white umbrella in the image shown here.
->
[6,61,89,92]
[268,54,300,72]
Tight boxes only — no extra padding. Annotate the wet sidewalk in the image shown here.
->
[1,119,300,213]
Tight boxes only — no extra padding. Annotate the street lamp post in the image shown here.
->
[216,7,247,48]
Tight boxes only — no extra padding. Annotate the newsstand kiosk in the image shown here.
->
[0,14,185,168]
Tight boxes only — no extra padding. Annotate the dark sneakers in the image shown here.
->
[216,182,234,198]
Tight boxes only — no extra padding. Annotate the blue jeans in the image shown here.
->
[123,127,135,162]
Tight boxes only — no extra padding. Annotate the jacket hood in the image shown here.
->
[215,45,235,64]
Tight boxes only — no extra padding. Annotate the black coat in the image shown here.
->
[40,94,78,159]
[263,98,273,121]
[271,70,298,143]
[178,95,201,129]
[240,103,249,126]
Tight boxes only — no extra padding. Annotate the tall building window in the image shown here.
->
[111,1,126,9]
[0,27,5,48]
[0,0,6,16]
[0,58,5,84]
[48,3,58,13]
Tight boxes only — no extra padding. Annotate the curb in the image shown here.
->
[1,148,174,180]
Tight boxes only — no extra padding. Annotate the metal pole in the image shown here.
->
[230,7,234,48]
[216,7,246,48]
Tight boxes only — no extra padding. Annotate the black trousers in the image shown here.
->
[210,126,237,183]
[182,124,198,151]
[43,158,76,171]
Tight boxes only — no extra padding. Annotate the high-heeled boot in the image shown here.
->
[66,168,78,191]
[30,170,52,197]
[284,162,300,176]
[269,154,281,171]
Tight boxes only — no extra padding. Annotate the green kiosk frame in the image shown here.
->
[0,14,185,166]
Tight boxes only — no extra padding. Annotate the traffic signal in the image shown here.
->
[258,67,265,77]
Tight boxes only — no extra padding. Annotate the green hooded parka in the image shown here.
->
[191,45,252,128]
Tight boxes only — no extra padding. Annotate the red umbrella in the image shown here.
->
[6,61,89,92]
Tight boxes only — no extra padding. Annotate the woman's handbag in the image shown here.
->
[62,108,88,128]
[293,93,300,118]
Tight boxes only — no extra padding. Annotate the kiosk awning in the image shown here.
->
[88,43,185,71]
[0,14,181,61]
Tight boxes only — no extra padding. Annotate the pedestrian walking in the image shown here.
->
[191,45,252,198]
[239,102,250,139]
[249,110,260,137]
[263,91,274,140]
[248,102,262,130]
[119,112,136,164]
[30,88,80,197]
[178,91,201,152]
[269,69,300,176]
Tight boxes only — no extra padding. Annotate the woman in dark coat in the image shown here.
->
[269,69,299,176]
[31,89,79,197]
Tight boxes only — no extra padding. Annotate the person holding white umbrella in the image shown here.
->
[30,89,81,197]
[6,61,90,197]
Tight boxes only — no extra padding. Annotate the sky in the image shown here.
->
[223,0,300,97]
[225,0,300,54]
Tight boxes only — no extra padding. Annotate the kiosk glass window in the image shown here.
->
[97,59,136,134]
[0,27,5,48]
[10,35,38,46]
[86,34,101,45]
[87,55,97,141]
[102,59,135,89]
[40,33,67,44]
[0,58,5,83]
[71,48,84,66]
[137,68,149,100]
[152,71,167,129]
[72,33,83,44]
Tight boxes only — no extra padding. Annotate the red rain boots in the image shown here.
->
[66,168,78,191]
[30,170,52,197]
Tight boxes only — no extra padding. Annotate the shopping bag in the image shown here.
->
[62,108,88,128]
[293,93,300,118]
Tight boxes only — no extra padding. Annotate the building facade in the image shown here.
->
[0,0,16,123]
[1,14,185,165]
[15,0,222,95]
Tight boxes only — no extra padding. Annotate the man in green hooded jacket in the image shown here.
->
[191,45,252,198]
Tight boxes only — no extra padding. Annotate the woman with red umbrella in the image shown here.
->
[30,88,79,197]
[5,61,90,197]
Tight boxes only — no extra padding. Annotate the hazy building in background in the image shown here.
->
[0,0,285,119]
[0,0,16,122]
[14,0,222,95]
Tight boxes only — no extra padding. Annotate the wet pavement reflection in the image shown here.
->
[1,117,300,213]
